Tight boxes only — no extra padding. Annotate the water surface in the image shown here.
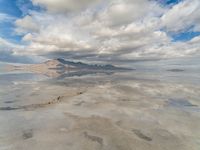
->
[0,59,200,150]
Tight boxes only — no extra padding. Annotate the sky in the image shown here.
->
[0,0,200,64]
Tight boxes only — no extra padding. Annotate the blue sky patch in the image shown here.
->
[0,0,41,42]
[172,31,200,42]
[155,0,182,6]
[0,0,22,17]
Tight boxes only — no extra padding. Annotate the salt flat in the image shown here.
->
[1,0,200,149]
[0,68,199,150]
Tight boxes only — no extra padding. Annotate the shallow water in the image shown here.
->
[0,60,200,150]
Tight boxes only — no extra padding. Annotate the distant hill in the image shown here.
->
[55,58,130,71]
[6,58,131,78]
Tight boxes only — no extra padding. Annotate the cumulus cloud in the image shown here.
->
[0,37,36,63]
[98,0,164,27]
[31,0,101,13]
[15,15,39,34]
[11,0,200,62]
[161,0,200,32]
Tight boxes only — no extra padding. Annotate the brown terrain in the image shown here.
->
[6,59,76,78]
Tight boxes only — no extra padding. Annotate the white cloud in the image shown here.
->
[0,37,18,49]
[10,0,200,61]
[161,0,200,32]
[98,0,164,27]
[31,0,101,13]
[15,15,39,34]
[0,37,34,63]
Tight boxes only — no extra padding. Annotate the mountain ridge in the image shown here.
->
[6,58,132,78]
[54,58,130,70]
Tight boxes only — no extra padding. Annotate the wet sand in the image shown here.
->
[0,72,200,150]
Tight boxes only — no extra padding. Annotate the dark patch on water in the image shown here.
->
[29,93,38,96]
[0,95,74,111]
[56,70,115,79]
[132,129,152,141]
[0,107,19,110]
[23,129,33,139]
[4,101,15,104]
[83,131,103,146]
[168,98,198,107]
[167,69,185,72]
[74,101,85,106]
[120,98,134,102]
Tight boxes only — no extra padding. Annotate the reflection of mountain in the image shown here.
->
[8,58,131,78]
[56,70,115,79]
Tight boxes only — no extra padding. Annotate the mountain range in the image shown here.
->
[7,58,131,78]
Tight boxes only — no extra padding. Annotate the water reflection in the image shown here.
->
[0,61,200,150]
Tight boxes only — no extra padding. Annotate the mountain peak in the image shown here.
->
[56,58,65,62]
[44,58,131,71]
[45,59,62,65]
